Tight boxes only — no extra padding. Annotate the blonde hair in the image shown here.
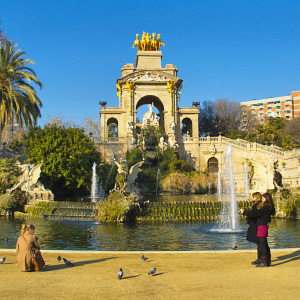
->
[21,224,35,236]
[252,192,262,205]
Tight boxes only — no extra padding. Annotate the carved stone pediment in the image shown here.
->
[118,71,178,83]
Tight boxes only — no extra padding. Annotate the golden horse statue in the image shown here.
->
[132,34,142,51]
[140,31,147,51]
[133,32,165,51]
[157,34,165,50]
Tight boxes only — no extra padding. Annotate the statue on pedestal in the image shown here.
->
[159,136,168,152]
[127,121,134,133]
[133,32,165,51]
[169,121,176,133]
[142,103,159,128]
[7,162,54,201]
[114,160,144,194]
[169,137,179,151]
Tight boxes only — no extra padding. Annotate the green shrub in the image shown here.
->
[0,158,22,194]
[0,194,18,212]
[0,190,28,213]
[97,190,139,222]
[169,160,195,173]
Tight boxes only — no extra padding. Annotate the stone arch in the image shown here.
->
[208,157,218,173]
[182,118,193,137]
[107,117,118,138]
[136,96,165,132]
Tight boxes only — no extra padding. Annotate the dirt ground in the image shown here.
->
[0,249,299,300]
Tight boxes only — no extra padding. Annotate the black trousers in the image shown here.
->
[258,237,271,263]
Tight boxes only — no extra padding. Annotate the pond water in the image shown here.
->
[1,217,299,251]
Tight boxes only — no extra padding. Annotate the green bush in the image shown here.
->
[169,160,195,173]
[0,193,17,212]
[0,158,22,194]
[0,191,28,213]
[273,189,300,218]
[126,149,143,167]
[97,190,139,222]
[23,124,102,196]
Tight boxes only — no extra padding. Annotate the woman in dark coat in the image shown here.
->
[240,193,275,267]
[246,192,262,265]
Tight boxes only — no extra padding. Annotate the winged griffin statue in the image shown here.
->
[7,162,46,194]
[114,160,144,194]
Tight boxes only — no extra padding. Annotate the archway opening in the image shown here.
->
[107,118,118,139]
[182,118,192,137]
[208,157,218,173]
[136,96,164,134]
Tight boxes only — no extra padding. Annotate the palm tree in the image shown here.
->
[0,41,42,140]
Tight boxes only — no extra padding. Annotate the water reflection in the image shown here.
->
[1,217,299,251]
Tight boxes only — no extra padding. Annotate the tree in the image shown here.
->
[108,123,118,137]
[0,19,10,45]
[242,109,259,134]
[46,114,77,128]
[198,100,218,136]
[252,117,300,149]
[0,41,42,140]
[23,124,102,196]
[214,98,241,134]
[0,158,21,194]
[284,117,300,144]
[255,117,287,145]
[83,115,101,140]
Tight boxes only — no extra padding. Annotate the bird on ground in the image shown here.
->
[118,267,123,280]
[57,255,61,262]
[0,256,6,264]
[4,237,8,242]
[63,258,74,266]
[148,267,156,276]
[141,254,147,262]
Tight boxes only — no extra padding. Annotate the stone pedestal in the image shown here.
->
[135,51,162,69]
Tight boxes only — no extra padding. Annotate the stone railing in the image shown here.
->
[94,137,120,143]
[198,135,285,157]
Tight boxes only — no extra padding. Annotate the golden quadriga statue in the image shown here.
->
[133,32,165,51]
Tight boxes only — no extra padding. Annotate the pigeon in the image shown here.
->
[141,254,147,262]
[0,256,6,264]
[118,267,123,280]
[148,267,156,276]
[57,255,61,262]
[63,258,74,266]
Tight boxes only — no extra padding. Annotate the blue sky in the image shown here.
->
[1,0,300,126]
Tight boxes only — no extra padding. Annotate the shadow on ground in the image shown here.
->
[272,250,300,266]
[42,257,117,272]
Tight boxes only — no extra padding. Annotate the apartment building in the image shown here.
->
[240,90,300,130]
